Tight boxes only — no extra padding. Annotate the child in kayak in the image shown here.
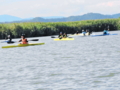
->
[63,33,67,38]
[19,34,28,44]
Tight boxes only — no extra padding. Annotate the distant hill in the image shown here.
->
[1,13,120,23]
[42,16,64,19]
[112,13,120,18]
[26,13,120,22]
[0,15,22,22]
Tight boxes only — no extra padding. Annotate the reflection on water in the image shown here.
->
[0,31,120,90]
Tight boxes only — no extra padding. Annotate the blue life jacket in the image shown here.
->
[103,30,108,35]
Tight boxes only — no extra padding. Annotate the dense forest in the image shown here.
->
[0,18,120,39]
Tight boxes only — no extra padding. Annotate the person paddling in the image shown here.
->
[82,30,86,36]
[103,29,109,35]
[76,31,79,34]
[63,33,67,38]
[6,35,14,43]
[58,32,63,39]
[86,29,90,35]
[19,34,28,44]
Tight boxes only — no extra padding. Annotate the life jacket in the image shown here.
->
[21,38,28,44]
[103,30,108,35]
[63,35,67,38]
[59,35,63,38]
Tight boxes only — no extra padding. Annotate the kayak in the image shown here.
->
[70,33,90,36]
[1,39,39,43]
[70,34,81,36]
[2,43,45,48]
[91,33,118,37]
[54,38,74,41]
[80,33,90,36]
[1,41,15,43]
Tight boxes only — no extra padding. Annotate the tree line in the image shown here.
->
[0,18,120,39]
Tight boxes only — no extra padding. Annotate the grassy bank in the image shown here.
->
[0,18,120,39]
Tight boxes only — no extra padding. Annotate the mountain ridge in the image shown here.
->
[0,13,120,23]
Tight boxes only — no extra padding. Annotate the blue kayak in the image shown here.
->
[1,41,15,43]
[91,33,118,37]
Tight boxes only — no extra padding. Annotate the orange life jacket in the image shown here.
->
[21,38,28,44]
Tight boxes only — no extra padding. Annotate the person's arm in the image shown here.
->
[26,39,28,42]
[19,39,22,42]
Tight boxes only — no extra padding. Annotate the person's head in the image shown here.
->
[60,32,62,35]
[64,33,66,35]
[8,35,10,38]
[21,34,25,39]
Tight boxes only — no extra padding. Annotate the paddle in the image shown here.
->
[28,39,39,41]
[6,39,39,44]
[51,35,73,38]
[51,36,73,39]
[51,36,56,38]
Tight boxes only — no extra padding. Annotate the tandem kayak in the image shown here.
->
[91,33,118,37]
[2,43,45,48]
[54,38,74,41]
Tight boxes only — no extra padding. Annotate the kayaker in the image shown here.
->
[86,29,90,35]
[82,30,86,36]
[19,34,28,44]
[58,32,63,39]
[76,31,79,34]
[63,33,67,38]
[103,29,109,35]
[6,35,13,43]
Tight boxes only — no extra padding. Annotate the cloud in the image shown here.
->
[0,0,120,18]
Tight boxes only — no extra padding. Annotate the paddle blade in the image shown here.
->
[7,41,16,44]
[29,39,39,41]
[51,36,56,38]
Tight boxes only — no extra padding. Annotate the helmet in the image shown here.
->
[21,34,25,37]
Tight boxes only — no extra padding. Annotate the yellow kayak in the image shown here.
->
[54,38,74,41]
[2,43,45,48]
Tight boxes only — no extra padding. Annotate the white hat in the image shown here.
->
[8,35,10,37]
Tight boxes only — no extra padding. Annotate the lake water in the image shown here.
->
[0,31,120,90]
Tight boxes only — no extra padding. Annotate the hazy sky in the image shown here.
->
[0,0,120,18]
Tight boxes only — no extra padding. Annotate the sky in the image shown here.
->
[0,0,120,18]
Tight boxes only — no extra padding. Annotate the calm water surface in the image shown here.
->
[0,31,120,90]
